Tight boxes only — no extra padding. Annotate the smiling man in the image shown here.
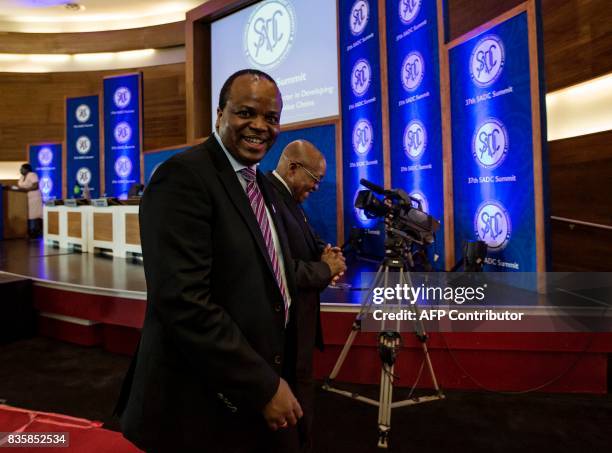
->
[116,69,303,452]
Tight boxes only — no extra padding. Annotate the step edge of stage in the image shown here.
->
[0,270,147,300]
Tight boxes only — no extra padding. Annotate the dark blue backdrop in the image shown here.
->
[66,95,100,198]
[260,124,338,244]
[144,146,191,184]
[450,12,536,271]
[29,143,62,202]
[339,0,385,247]
[103,73,142,199]
[386,0,446,269]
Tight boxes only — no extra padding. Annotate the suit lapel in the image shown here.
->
[267,172,320,254]
[207,137,275,277]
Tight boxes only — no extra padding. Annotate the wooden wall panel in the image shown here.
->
[0,22,185,54]
[0,63,186,161]
[551,220,612,271]
[447,0,612,91]
[548,130,612,270]
[548,130,612,226]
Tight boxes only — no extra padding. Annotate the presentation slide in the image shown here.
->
[211,0,339,126]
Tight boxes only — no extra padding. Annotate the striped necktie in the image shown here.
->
[239,167,289,324]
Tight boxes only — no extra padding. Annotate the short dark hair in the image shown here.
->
[21,163,33,173]
[218,69,279,110]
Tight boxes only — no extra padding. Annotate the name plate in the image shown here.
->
[91,198,109,207]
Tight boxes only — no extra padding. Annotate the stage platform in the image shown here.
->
[1,239,611,394]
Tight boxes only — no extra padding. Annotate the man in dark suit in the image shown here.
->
[267,140,346,452]
[116,70,303,452]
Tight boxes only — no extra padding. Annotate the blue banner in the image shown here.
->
[103,73,142,199]
[386,0,445,269]
[340,0,385,244]
[28,143,62,202]
[449,12,536,271]
[144,146,190,184]
[260,124,338,244]
[66,95,100,198]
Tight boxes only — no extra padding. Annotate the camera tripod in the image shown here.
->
[322,253,445,449]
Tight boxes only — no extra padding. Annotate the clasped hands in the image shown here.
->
[321,244,347,284]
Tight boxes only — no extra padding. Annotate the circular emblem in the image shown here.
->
[75,104,91,123]
[472,118,509,169]
[244,0,296,69]
[350,0,369,36]
[114,122,132,144]
[470,34,505,88]
[398,0,422,25]
[76,135,91,155]
[403,119,427,160]
[401,51,424,92]
[351,58,372,97]
[114,156,133,178]
[410,190,429,213]
[352,119,373,155]
[38,147,53,167]
[39,176,53,195]
[474,200,511,251]
[76,167,92,186]
[113,86,132,109]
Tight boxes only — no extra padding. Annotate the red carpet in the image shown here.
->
[0,405,141,452]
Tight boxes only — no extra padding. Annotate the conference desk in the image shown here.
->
[44,204,141,257]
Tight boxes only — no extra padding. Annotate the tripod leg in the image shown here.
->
[327,328,359,380]
[326,264,386,382]
[401,270,444,396]
[377,332,399,449]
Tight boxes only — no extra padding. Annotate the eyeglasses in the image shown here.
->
[290,161,322,184]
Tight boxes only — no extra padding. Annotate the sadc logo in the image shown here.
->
[114,87,131,109]
[399,0,422,25]
[352,118,373,155]
[474,200,511,250]
[114,156,132,178]
[40,176,53,195]
[244,0,296,69]
[470,34,505,87]
[472,118,508,169]
[350,0,369,36]
[401,51,424,92]
[76,167,92,186]
[76,136,91,155]
[38,147,53,167]
[403,119,427,160]
[75,104,91,123]
[351,58,372,97]
[114,122,132,145]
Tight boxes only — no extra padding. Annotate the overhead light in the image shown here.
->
[546,73,612,141]
[73,52,114,62]
[28,54,71,63]
[116,49,156,60]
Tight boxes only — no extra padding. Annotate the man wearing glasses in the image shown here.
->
[267,140,346,452]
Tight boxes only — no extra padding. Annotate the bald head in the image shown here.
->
[276,140,326,203]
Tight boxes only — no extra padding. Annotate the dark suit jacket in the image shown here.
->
[266,172,331,366]
[117,137,298,452]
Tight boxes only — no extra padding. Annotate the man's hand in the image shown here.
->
[321,244,347,279]
[262,378,303,431]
